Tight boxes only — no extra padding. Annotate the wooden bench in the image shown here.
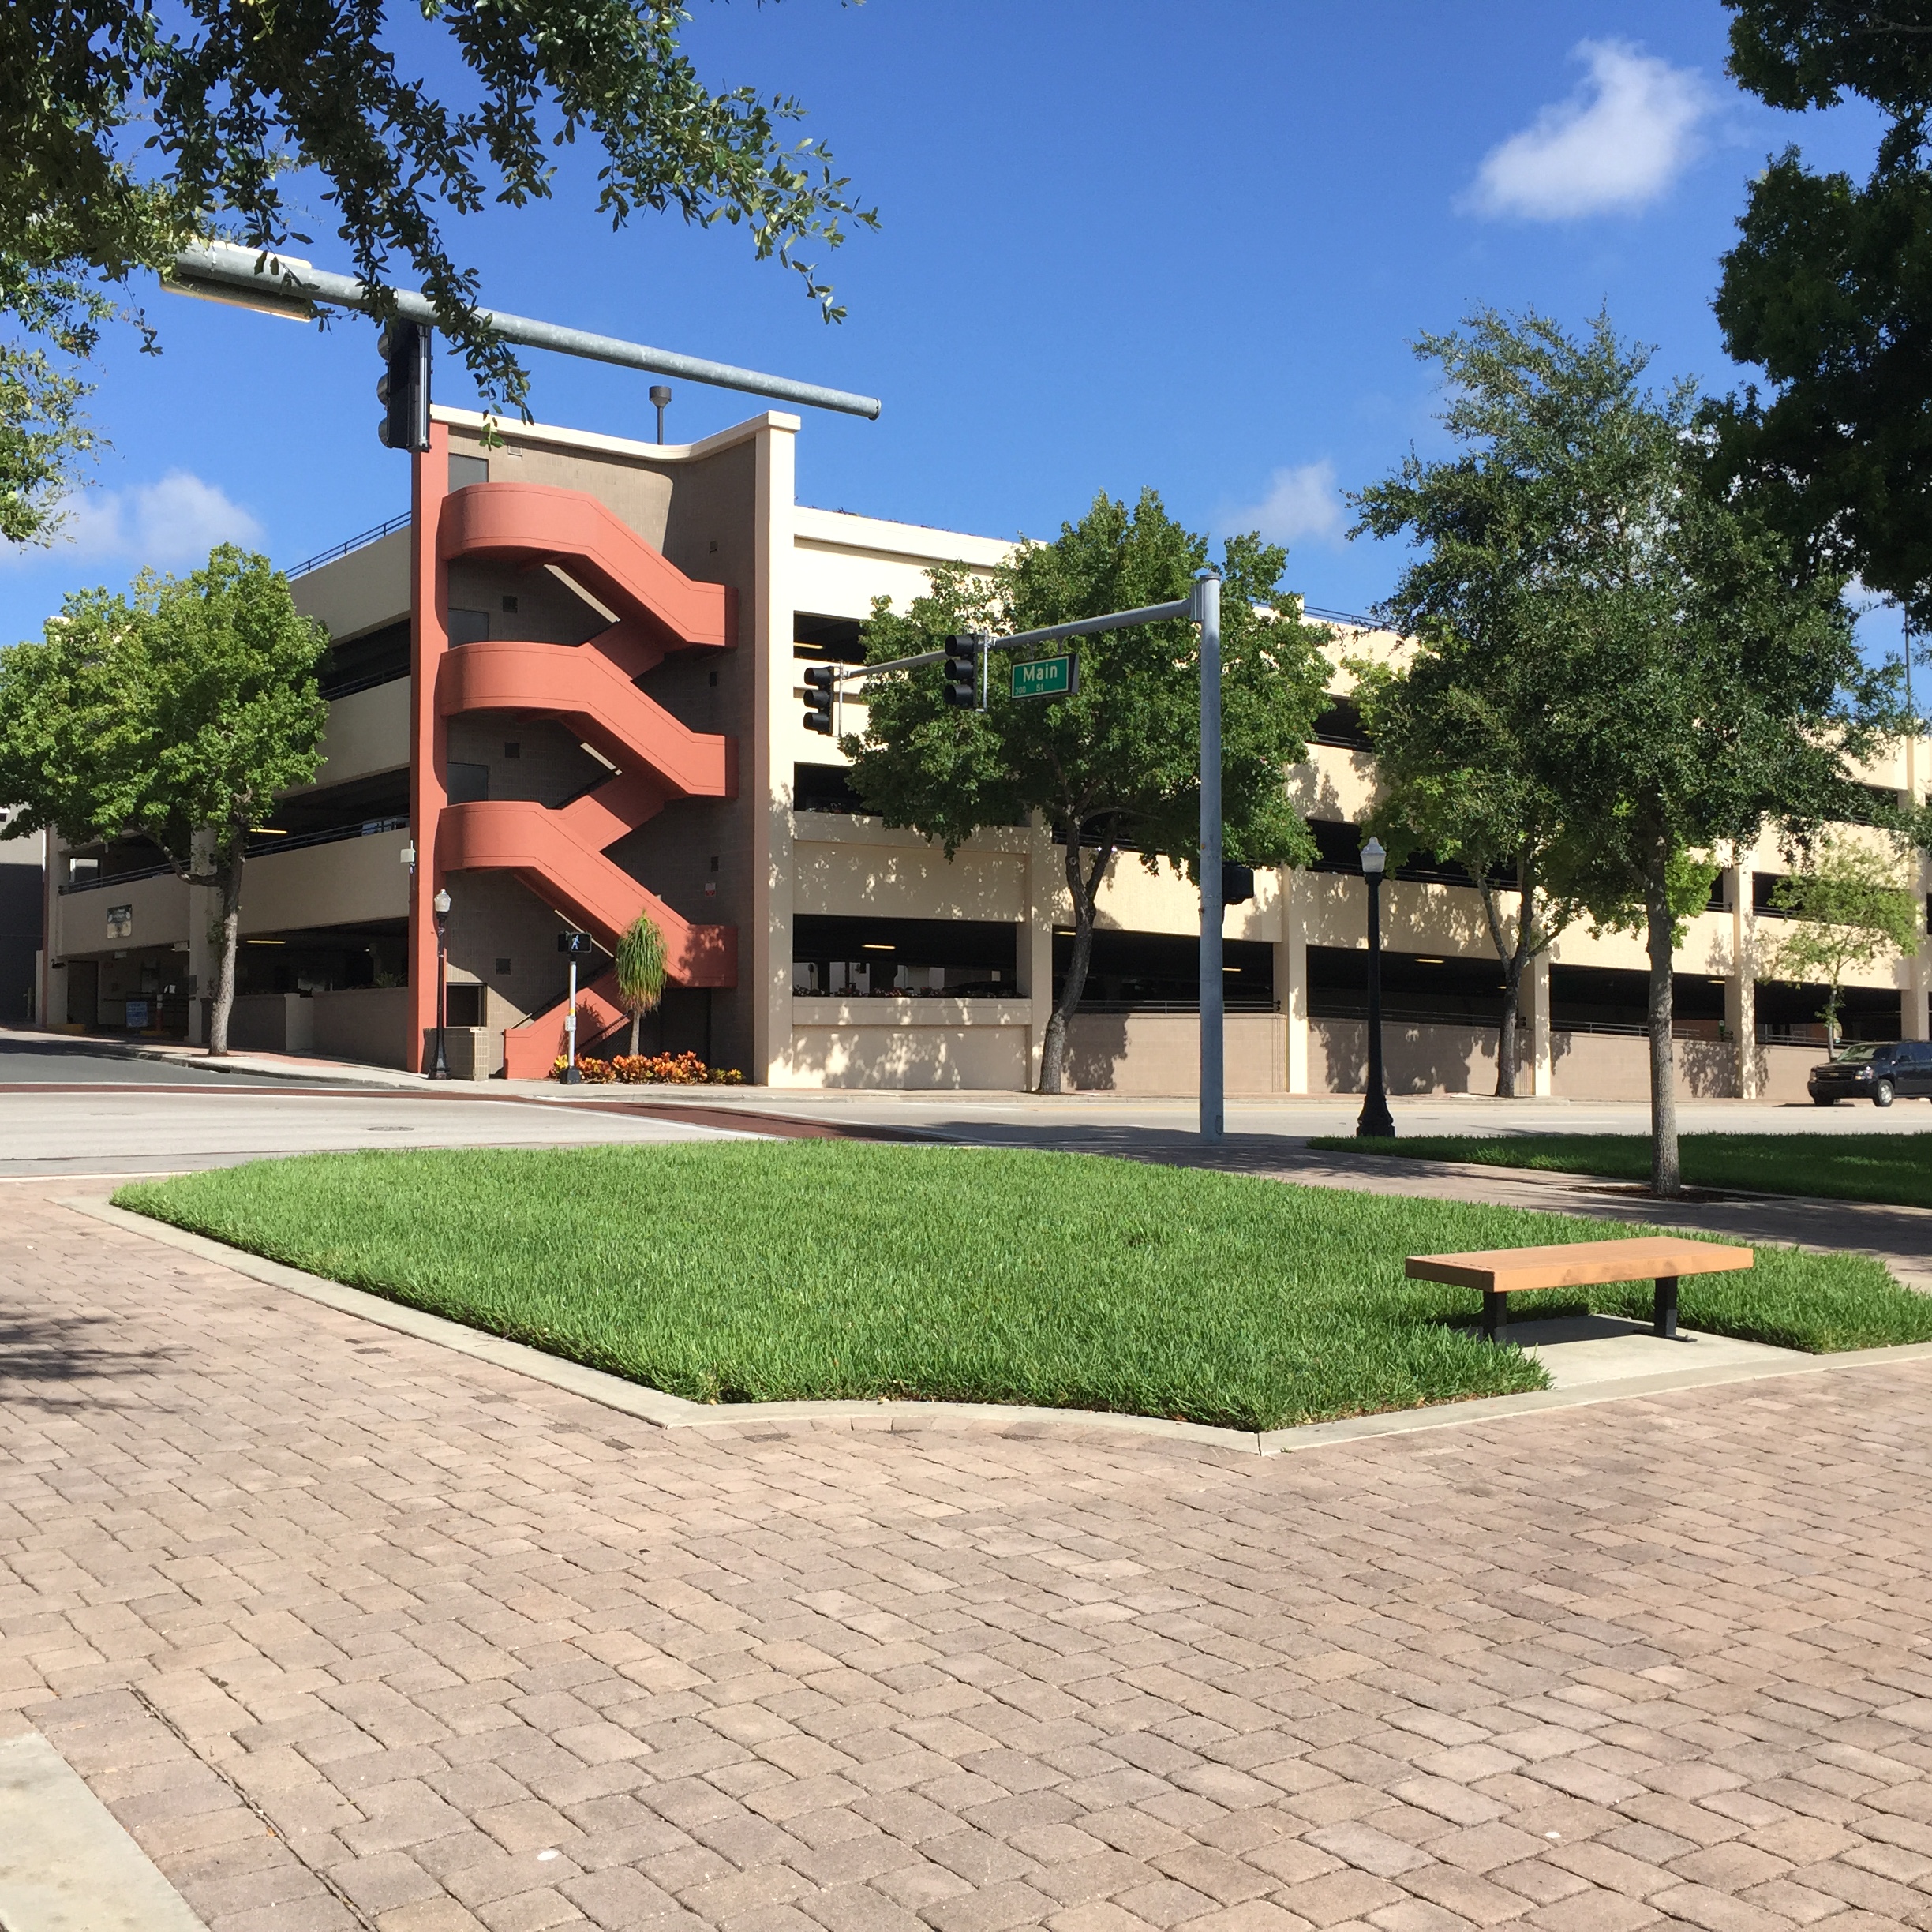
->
[1406,1235,1754,1343]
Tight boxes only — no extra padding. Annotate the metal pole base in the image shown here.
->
[1356,1096,1395,1139]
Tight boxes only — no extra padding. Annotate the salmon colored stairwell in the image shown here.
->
[432,481,737,1078]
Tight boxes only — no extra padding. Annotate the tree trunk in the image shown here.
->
[1496,951,1525,1099]
[1645,859,1679,1196]
[207,858,244,1057]
[629,1011,641,1057]
[1035,831,1113,1095]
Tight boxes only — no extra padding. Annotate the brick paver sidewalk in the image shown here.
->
[4,1183,1931,1932]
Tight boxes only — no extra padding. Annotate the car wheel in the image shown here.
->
[1874,1078,1895,1108]
[1811,1093,1838,1106]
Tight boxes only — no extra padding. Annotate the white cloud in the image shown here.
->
[3,470,264,571]
[1222,461,1346,549]
[1463,39,1709,221]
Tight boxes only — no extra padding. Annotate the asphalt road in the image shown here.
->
[4,1032,1927,1181]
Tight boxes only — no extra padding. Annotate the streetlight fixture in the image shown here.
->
[1356,838,1395,1139]
[651,384,672,443]
[430,887,451,1080]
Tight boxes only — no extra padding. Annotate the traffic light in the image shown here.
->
[1221,860,1256,905]
[376,320,431,451]
[942,635,977,709]
[803,663,835,734]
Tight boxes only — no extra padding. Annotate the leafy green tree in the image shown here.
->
[1,0,874,538]
[842,490,1329,1095]
[1713,2,1932,623]
[0,546,328,1054]
[615,911,668,1056]
[1762,833,1922,1051]
[1348,653,1584,1099]
[1347,342,1609,1099]
[1356,309,1889,1193]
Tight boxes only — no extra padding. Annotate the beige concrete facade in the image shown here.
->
[38,404,1930,1092]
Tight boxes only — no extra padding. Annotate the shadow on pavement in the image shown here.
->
[894,1116,1932,1287]
[0,1312,180,1408]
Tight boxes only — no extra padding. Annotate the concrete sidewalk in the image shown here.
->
[6,1180,1932,1932]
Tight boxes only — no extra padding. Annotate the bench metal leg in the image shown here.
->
[1654,1275,1679,1339]
[1483,1288,1505,1344]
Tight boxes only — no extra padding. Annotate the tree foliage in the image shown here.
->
[0,0,874,537]
[1356,309,1888,1193]
[1713,1,1932,626]
[0,546,328,1053]
[842,490,1330,1094]
[1762,832,1922,1047]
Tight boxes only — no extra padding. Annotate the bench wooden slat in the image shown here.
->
[1404,1235,1754,1344]
[1406,1236,1754,1295]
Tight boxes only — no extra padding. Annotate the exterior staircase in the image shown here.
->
[432,481,737,1078]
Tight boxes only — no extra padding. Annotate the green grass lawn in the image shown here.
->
[1309,1132,1932,1211]
[114,1144,1932,1433]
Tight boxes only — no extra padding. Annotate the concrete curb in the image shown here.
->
[61,1195,1932,1462]
[0,1731,208,1931]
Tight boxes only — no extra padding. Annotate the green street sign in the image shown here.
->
[1010,653,1076,699]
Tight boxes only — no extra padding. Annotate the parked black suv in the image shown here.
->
[1808,1039,1932,1107]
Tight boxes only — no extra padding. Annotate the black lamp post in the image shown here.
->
[1356,837,1395,1139]
[430,886,451,1080]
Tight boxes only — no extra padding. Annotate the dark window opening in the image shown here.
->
[447,762,489,806]
[793,915,1015,998]
[1547,964,1736,1039]
[445,983,484,1027]
[794,762,871,815]
[238,919,409,995]
[59,836,172,892]
[793,612,867,663]
[447,608,490,646]
[449,453,489,490]
[246,772,410,856]
[1755,978,1900,1044]
[1310,946,1511,1029]
[319,618,410,699]
[1312,695,1372,751]
[1304,818,1494,889]
[1836,782,1902,828]
[1053,929,1275,1013]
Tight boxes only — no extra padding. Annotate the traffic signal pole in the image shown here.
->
[1196,571,1223,1141]
[819,571,1229,1140]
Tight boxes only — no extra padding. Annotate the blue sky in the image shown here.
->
[0,0,1907,665]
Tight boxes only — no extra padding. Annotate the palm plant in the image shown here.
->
[615,912,668,1056]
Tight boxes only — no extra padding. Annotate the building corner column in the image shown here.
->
[409,422,451,1074]
[1022,815,1054,1091]
[751,417,799,1085]
[1282,868,1309,1095]
[1526,949,1553,1097]
[1727,861,1759,1095]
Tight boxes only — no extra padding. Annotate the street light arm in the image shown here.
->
[168,242,883,421]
